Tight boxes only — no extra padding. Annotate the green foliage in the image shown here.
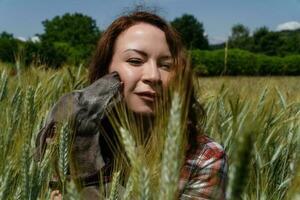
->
[227,24,300,57]
[0,13,101,68]
[252,26,269,51]
[34,13,100,67]
[0,32,19,63]
[41,13,100,47]
[192,49,300,75]
[171,14,208,49]
[23,41,42,66]
[279,30,300,56]
[0,13,100,67]
[257,32,283,56]
[38,12,100,67]
[228,24,252,50]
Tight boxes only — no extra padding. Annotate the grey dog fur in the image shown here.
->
[35,72,122,199]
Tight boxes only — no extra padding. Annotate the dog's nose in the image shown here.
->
[110,71,120,80]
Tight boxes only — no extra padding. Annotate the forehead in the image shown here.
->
[113,22,170,54]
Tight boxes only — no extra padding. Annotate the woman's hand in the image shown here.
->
[50,190,62,200]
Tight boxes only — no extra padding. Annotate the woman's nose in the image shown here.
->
[142,61,161,85]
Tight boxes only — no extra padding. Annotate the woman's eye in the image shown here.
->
[160,63,172,71]
[127,58,143,66]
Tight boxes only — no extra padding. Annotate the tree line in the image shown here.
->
[0,12,299,75]
[192,49,300,76]
[225,24,300,57]
[0,13,100,68]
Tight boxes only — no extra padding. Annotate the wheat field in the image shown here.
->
[0,64,299,199]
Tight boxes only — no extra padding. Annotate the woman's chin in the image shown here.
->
[130,106,155,116]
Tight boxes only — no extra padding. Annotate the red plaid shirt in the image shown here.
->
[100,135,227,199]
[178,135,228,199]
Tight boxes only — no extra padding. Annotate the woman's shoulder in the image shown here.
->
[179,135,228,199]
[186,134,226,162]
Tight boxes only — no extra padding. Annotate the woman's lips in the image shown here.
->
[135,91,157,102]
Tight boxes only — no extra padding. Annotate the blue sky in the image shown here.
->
[0,0,300,44]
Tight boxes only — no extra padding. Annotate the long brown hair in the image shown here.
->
[89,10,206,149]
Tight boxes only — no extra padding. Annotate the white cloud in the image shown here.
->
[208,36,227,45]
[276,21,300,31]
[16,36,27,42]
[30,36,40,43]
[15,36,40,43]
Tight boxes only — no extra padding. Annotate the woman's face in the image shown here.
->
[109,23,173,115]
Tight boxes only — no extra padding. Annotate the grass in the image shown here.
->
[0,63,299,199]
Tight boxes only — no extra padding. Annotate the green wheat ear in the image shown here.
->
[286,121,300,199]
[0,162,17,200]
[109,170,121,200]
[58,122,71,193]
[123,174,134,200]
[0,70,8,101]
[227,127,254,200]
[138,166,150,200]
[20,87,36,200]
[119,127,138,165]
[158,92,184,200]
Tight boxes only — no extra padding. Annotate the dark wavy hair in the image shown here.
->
[88,10,206,150]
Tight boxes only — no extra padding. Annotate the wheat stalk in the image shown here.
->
[109,170,121,200]
[158,92,183,200]
[58,122,71,194]
[0,71,8,101]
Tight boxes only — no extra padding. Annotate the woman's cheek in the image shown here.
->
[118,65,139,96]
[121,65,139,82]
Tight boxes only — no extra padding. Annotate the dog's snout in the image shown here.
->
[110,71,120,81]
[119,82,124,92]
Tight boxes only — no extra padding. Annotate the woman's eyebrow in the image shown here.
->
[123,49,172,60]
[159,55,172,60]
[123,49,147,57]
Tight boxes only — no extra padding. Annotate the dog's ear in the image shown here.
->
[34,93,78,161]
[34,121,56,161]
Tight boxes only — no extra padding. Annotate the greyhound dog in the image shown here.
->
[35,72,123,199]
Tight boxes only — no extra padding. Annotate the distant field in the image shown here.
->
[197,76,300,102]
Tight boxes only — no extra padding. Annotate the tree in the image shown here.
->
[171,14,209,49]
[0,31,19,63]
[256,32,283,56]
[228,25,300,56]
[39,13,100,66]
[277,30,300,56]
[252,26,269,52]
[228,24,252,50]
[0,31,14,39]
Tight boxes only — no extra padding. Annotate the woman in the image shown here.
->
[49,10,227,199]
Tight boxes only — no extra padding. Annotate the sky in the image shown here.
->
[0,0,300,44]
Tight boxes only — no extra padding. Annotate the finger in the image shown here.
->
[50,190,62,200]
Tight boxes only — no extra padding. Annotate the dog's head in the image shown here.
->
[80,71,123,117]
[35,71,123,161]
